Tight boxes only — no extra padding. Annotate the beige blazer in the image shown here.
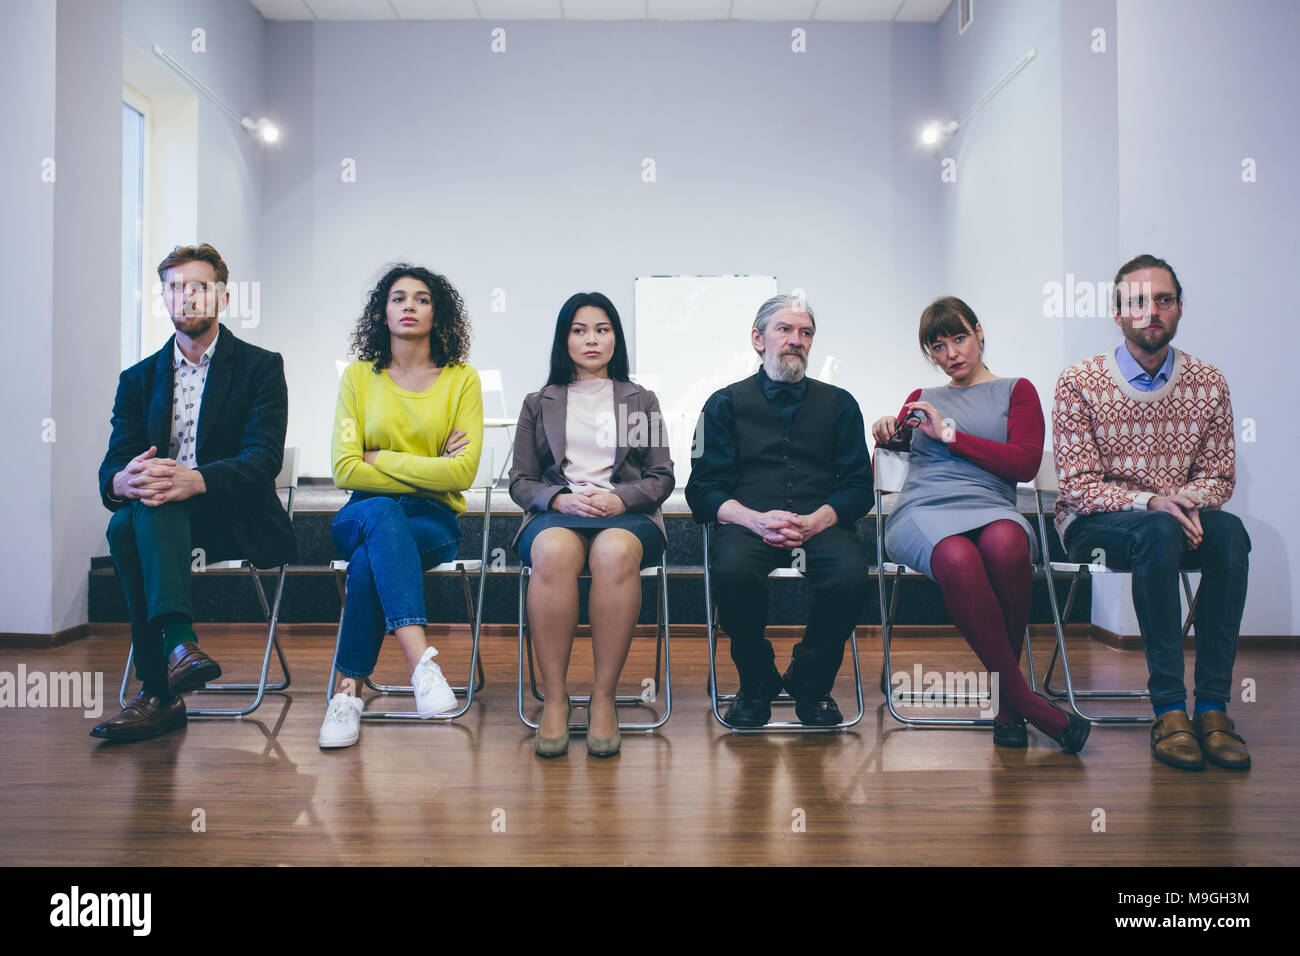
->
[508,379,675,548]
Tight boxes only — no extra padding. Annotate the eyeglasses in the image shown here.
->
[1123,293,1179,314]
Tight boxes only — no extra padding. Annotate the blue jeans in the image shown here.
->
[1063,509,1250,709]
[331,492,461,678]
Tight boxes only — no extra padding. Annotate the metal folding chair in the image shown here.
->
[1032,449,1198,725]
[325,449,493,721]
[517,560,671,735]
[873,447,1040,727]
[701,523,865,733]
[119,447,299,718]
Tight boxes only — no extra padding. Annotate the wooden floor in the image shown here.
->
[2,628,1296,867]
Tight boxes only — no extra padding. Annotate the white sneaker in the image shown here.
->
[319,692,363,748]
[412,646,457,718]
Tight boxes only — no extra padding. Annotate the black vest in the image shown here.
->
[729,375,837,514]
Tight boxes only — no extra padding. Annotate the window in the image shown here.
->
[121,88,149,369]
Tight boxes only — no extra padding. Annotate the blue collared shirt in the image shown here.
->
[1115,344,1174,392]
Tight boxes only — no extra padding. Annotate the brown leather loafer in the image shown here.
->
[89,691,186,742]
[167,641,222,696]
[1151,710,1204,770]
[1194,711,1251,770]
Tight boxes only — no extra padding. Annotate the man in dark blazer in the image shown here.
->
[686,295,872,727]
[92,244,297,742]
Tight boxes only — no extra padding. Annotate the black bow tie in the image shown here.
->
[765,380,805,400]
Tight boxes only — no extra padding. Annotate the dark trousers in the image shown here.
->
[1063,508,1250,709]
[708,522,869,695]
[106,500,240,695]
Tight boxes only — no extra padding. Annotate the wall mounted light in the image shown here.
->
[918,48,1037,149]
[153,44,280,145]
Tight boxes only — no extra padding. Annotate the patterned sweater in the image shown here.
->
[1052,348,1236,538]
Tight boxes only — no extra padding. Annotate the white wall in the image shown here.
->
[122,0,268,356]
[1113,0,1299,635]
[8,0,1295,636]
[0,0,57,634]
[938,0,1298,635]
[259,19,943,479]
[936,0,1065,409]
[52,0,124,632]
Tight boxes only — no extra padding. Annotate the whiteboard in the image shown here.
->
[634,275,778,485]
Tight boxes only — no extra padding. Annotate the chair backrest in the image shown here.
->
[1034,445,1059,492]
[479,369,509,421]
[275,447,300,491]
[275,447,300,520]
[469,447,496,491]
[873,447,910,496]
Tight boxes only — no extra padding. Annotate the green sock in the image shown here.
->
[158,613,197,656]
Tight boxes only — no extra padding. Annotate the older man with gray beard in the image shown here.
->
[686,295,872,726]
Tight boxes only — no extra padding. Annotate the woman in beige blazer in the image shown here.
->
[510,292,674,758]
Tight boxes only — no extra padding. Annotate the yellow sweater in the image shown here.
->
[331,361,484,515]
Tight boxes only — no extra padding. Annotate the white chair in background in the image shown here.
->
[480,368,515,484]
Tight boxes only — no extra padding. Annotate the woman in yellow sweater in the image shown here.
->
[320,265,483,749]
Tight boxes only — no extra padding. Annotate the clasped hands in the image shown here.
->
[552,489,627,517]
[1149,493,1204,549]
[748,507,834,549]
[112,446,206,505]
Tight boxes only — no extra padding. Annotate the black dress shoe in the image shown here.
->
[167,641,222,696]
[723,663,784,727]
[724,691,773,727]
[794,695,843,726]
[1035,694,1091,754]
[90,691,186,742]
[782,662,844,726]
[993,716,1028,748]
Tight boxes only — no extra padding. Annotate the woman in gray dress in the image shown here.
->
[872,297,1089,753]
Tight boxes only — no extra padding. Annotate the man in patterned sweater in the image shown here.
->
[1052,254,1251,771]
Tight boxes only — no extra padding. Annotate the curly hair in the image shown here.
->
[349,264,471,370]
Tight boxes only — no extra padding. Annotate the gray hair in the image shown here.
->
[753,294,816,335]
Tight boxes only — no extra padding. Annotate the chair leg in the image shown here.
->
[1038,567,1153,725]
[329,565,482,722]
[188,564,289,718]
[122,566,289,718]
[705,525,863,733]
[517,565,672,733]
[881,566,996,728]
[196,564,290,695]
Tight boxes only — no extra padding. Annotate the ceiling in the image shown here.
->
[245,0,954,24]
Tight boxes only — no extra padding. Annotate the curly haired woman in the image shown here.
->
[319,264,483,749]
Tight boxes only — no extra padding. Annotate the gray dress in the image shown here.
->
[883,377,1036,579]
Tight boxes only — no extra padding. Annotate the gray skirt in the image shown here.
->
[516,512,665,568]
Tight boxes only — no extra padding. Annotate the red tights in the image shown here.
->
[929,520,1067,737]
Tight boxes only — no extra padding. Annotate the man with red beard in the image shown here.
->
[1052,254,1251,771]
[92,244,296,742]
[687,295,872,727]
